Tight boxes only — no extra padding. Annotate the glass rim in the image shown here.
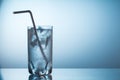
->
[27,25,53,30]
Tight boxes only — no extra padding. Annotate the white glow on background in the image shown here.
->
[0,0,120,68]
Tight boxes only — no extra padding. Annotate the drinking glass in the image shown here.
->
[28,25,53,75]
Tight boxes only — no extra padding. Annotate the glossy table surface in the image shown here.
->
[0,68,120,80]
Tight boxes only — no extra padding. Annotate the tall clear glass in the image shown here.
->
[28,25,53,75]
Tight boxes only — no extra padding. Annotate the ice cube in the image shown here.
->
[30,35,38,47]
[41,30,49,37]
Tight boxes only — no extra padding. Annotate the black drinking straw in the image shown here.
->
[13,10,48,64]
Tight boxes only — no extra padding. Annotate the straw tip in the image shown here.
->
[13,12,17,14]
[13,10,32,14]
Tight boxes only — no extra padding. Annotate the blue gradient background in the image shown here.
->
[0,0,120,68]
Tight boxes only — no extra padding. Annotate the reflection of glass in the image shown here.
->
[0,69,3,80]
[28,26,53,75]
[29,74,52,80]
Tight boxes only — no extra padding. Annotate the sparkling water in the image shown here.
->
[28,26,52,75]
